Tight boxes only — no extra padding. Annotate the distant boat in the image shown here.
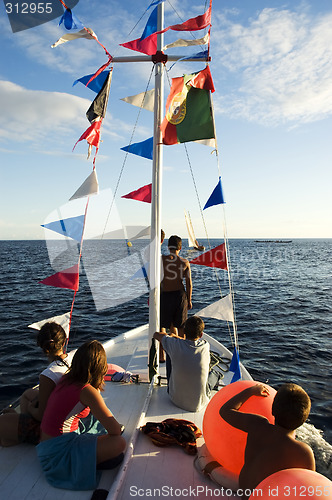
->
[184,209,205,251]
[254,240,292,243]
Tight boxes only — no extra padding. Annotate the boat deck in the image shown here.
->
[0,326,245,499]
[114,383,239,500]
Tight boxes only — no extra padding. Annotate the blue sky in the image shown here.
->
[0,0,331,240]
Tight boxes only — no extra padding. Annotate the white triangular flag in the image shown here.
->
[163,33,210,50]
[121,89,155,112]
[197,294,234,322]
[28,312,71,337]
[51,28,97,48]
[130,226,151,240]
[69,170,99,201]
[194,138,216,147]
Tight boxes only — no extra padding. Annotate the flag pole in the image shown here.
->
[148,1,164,375]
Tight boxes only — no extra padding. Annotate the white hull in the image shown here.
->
[0,326,251,499]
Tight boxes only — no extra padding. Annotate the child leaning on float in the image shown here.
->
[196,381,316,499]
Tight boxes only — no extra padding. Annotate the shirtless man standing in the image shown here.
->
[160,235,192,338]
[219,382,315,498]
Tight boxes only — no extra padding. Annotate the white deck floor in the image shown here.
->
[114,383,239,500]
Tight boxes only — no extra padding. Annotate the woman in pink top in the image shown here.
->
[37,340,126,491]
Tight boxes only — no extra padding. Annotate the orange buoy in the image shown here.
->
[250,468,332,499]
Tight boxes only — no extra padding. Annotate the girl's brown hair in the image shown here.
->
[37,322,66,356]
[64,340,108,390]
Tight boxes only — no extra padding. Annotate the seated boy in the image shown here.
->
[219,382,315,498]
[154,316,214,412]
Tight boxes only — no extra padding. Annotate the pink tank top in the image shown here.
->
[41,381,90,437]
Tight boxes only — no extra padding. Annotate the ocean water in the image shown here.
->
[0,239,331,457]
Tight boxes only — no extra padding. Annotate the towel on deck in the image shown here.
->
[37,431,100,490]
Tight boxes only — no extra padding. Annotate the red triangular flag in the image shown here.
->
[120,33,157,56]
[121,183,152,203]
[166,5,211,31]
[189,243,228,270]
[39,264,80,291]
[73,120,102,151]
[155,5,211,36]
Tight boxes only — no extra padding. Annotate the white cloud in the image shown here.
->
[0,80,89,143]
[212,8,332,125]
[0,80,136,148]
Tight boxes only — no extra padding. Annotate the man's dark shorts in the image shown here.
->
[160,289,188,329]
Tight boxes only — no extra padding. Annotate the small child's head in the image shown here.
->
[66,340,108,390]
[168,235,182,251]
[37,322,66,356]
[184,316,204,340]
[272,383,311,431]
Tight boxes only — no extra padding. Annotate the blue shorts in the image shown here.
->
[37,432,100,490]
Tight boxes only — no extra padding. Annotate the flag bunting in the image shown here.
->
[121,3,210,56]
[230,347,242,383]
[52,28,97,48]
[74,70,112,156]
[28,312,71,337]
[204,177,225,209]
[196,294,234,322]
[163,32,210,50]
[86,70,112,123]
[121,137,153,160]
[69,170,99,201]
[156,5,211,35]
[122,184,152,203]
[39,264,80,291]
[59,8,84,30]
[189,243,228,270]
[73,120,102,151]
[168,50,209,71]
[42,215,85,242]
[73,71,109,93]
[121,89,155,112]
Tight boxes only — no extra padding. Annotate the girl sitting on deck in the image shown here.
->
[0,322,75,446]
[37,340,126,490]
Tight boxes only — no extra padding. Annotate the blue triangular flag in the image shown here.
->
[121,137,153,160]
[73,71,109,93]
[141,6,158,40]
[130,262,149,280]
[203,177,225,210]
[169,50,209,71]
[229,346,241,383]
[59,9,84,30]
[42,215,85,242]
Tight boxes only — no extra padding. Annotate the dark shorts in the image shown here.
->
[160,289,188,329]
[18,413,41,445]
